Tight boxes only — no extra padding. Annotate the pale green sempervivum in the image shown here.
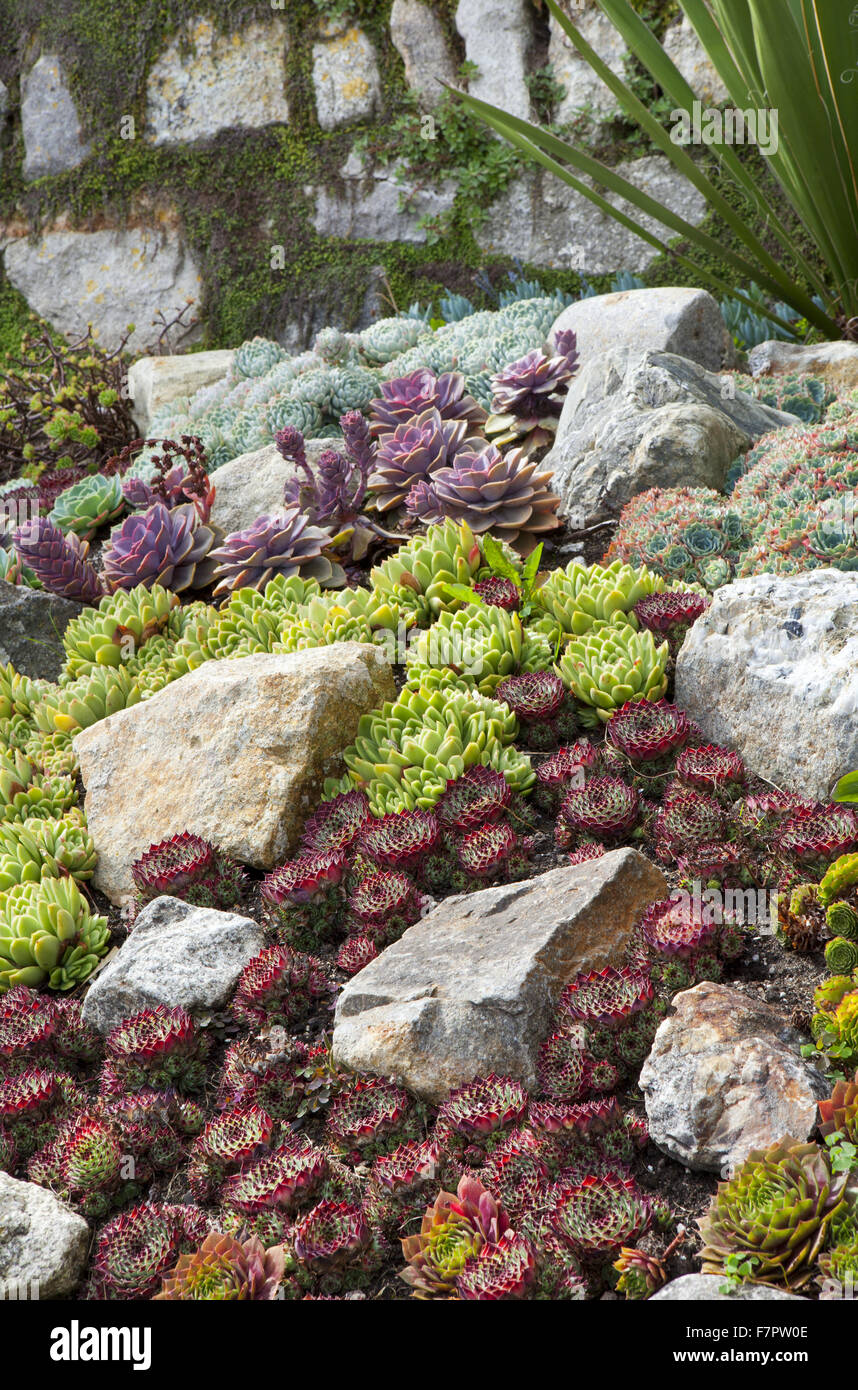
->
[32,664,143,736]
[559,622,669,726]
[0,875,110,991]
[531,558,701,645]
[233,336,288,380]
[324,682,532,815]
[0,816,96,891]
[49,473,125,541]
[406,605,553,697]
[369,518,482,626]
[0,748,76,823]
[60,584,180,683]
[274,589,406,655]
[819,854,858,907]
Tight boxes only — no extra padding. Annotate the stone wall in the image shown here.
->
[0,0,738,356]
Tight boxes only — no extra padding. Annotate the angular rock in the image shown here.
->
[82,896,265,1034]
[639,982,829,1173]
[675,570,858,802]
[0,1172,89,1299]
[544,347,800,524]
[548,2,628,124]
[145,16,290,145]
[21,54,91,180]
[208,437,337,536]
[127,349,235,435]
[390,0,457,104]
[3,226,203,355]
[477,158,708,274]
[334,849,667,1103]
[748,339,858,395]
[312,25,381,131]
[549,287,734,374]
[456,0,533,122]
[74,645,395,903]
[651,1274,805,1302]
[661,15,729,105]
[0,581,81,682]
[313,153,456,243]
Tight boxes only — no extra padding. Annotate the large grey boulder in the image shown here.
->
[208,437,337,536]
[4,226,203,355]
[0,582,81,682]
[21,55,91,180]
[456,0,532,122]
[0,1173,89,1299]
[312,24,381,131]
[651,1274,804,1302]
[543,348,800,524]
[145,16,290,145]
[334,849,667,1103]
[748,339,858,395]
[75,645,395,903]
[639,982,828,1174]
[549,287,734,373]
[390,0,457,104]
[127,349,235,435]
[675,570,858,802]
[82,896,265,1034]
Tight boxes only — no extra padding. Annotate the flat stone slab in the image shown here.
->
[639,981,828,1173]
[651,1274,805,1302]
[334,848,667,1102]
[21,54,91,180]
[0,1172,89,1298]
[127,349,234,436]
[82,895,265,1034]
[675,569,858,802]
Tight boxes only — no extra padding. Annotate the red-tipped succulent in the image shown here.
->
[637,896,719,960]
[473,576,521,610]
[349,869,420,941]
[775,804,858,870]
[655,784,726,861]
[435,765,512,830]
[326,1077,416,1161]
[232,946,335,1029]
[301,790,372,855]
[633,591,708,648]
[356,809,439,870]
[292,1199,371,1270]
[434,1075,528,1166]
[0,986,57,1057]
[336,934,379,975]
[567,842,606,867]
[222,1142,328,1216]
[556,777,639,849]
[131,832,246,910]
[605,699,690,767]
[457,1231,537,1300]
[550,1172,653,1259]
[675,743,745,796]
[88,1202,211,1300]
[101,1006,210,1097]
[188,1106,275,1202]
[457,821,518,879]
[559,966,654,1030]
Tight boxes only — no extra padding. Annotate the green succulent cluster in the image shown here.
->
[531,558,701,645]
[370,520,482,626]
[0,748,76,823]
[275,589,406,656]
[407,605,553,697]
[60,585,180,682]
[0,816,96,891]
[0,874,110,991]
[324,683,532,815]
[559,625,670,726]
[33,666,144,736]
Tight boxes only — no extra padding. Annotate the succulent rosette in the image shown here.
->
[102,502,217,594]
[154,1232,285,1300]
[13,517,102,604]
[400,1175,511,1299]
[368,409,483,513]
[406,443,561,554]
[211,507,341,597]
[698,1139,851,1290]
[368,369,487,437]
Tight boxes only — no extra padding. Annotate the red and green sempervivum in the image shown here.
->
[456,1230,538,1299]
[497,670,577,750]
[261,850,348,950]
[154,1231,286,1300]
[633,590,709,652]
[456,820,519,881]
[325,1077,418,1162]
[102,502,217,593]
[698,1139,851,1291]
[355,809,439,871]
[88,1202,211,1300]
[0,984,57,1057]
[536,1028,594,1102]
[534,740,600,812]
[636,896,719,961]
[529,1095,623,1142]
[775,804,858,874]
[605,699,691,769]
[348,868,421,943]
[434,1075,529,1169]
[400,1175,511,1299]
[0,1067,83,1158]
[28,1110,149,1218]
[188,1105,275,1202]
[675,743,746,798]
[654,784,726,863]
[131,831,246,910]
[290,1200,373,1286]
[818,1072,858,1144]
[100,1006,210,1097]
[567,842,606,867]
[472,576,521,610]
[221,1141,328,1218]
[550,1172,654,1261]
[300,789,371,855]
[336,934,378,975]
[368,369,487,438]
[559,966,654,1031]
[231,945,335,1029]
[613,1246,669,1300]
[555,776,640,850]
[435,764,512,831]
[210,507,340,598]
[478,1126,550,1223]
